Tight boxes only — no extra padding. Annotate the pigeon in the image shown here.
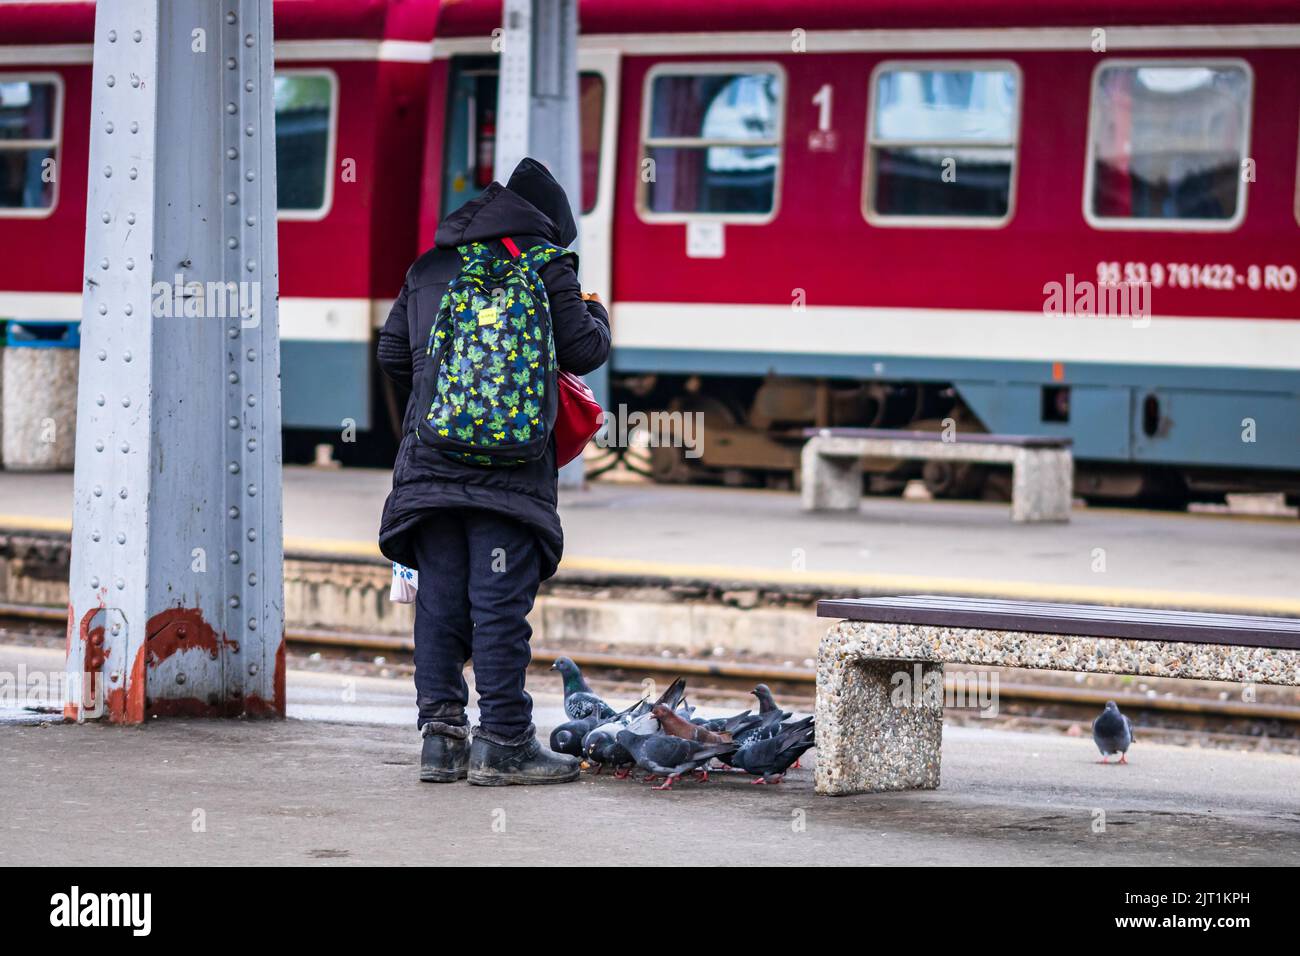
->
[694,707,758,734]
[550,698,645,758]
[675,705,775,778]
[713,709,786,755]
[749,685,801,764]
[739,708,788,740]
[615,729,737,791]
[730,717,816,784]
[550,717,597,758]
[652,703,737,745]
[1092,700,1134,764]
[752,684,793,721]
[583,678,687,776]
[552,657,615,721]
[583,717,642,776]
[655,676,689,712]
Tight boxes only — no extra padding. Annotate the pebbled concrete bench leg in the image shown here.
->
[815,626,944,795]
[801,439,862,511]
[1011,447,1073,523]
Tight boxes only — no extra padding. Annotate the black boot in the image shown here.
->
[420,723,469,783]
[468,727,580,786]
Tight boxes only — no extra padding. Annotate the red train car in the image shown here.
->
[432,0,1300,502]
[3,0,1299,503]
[0,0,436,439]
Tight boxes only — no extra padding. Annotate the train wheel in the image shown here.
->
[921,460,990,499]
[647,394,742,484]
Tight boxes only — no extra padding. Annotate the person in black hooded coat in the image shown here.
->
[376,158,610,785]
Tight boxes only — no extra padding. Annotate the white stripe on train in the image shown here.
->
[611,302,1300,370]
[0,291,388,342]
[6,291,1300,367]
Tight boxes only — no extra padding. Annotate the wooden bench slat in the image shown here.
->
[816,595,1300,650]
[825,596,1300,630]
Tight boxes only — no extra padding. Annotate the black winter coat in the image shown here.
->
[376,169,610,580]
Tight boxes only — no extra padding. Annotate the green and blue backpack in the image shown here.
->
[416,236,570,466]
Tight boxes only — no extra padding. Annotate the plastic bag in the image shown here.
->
[389,562,418,604]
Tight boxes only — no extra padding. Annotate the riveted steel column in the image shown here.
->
[66,0,283,723]
[495,0,587,487]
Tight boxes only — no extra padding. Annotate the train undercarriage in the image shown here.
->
[606,373,1300,510]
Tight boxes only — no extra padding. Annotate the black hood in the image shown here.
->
[505,158,578,246]
[434,157,578,249]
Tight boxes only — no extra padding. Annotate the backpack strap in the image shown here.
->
[501,236,522,258]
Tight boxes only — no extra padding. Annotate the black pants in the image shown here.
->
[412,509,541,741]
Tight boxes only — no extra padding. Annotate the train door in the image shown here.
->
[440,52,617,402]
[573,49,619,311]
[439,53,617,303]
[440,59,499,217]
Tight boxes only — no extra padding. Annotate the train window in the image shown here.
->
[0,74,62,216]
[639,63,785,221]
[864,62,1020,226]
[579,73,604,214]
[1085,61,1252,230]
[274,70,337,220]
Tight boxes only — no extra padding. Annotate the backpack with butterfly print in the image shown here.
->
[416,236,570,466]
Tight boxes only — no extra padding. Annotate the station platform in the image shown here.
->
[1,465,1297,613]
[4,640,1298,866]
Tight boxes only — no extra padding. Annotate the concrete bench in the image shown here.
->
[813,595,1300,796]
[801,428,1073,522]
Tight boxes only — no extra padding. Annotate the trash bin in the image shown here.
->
[2,320,80,471]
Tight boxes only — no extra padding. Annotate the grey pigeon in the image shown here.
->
[1092,700,1134,764]
[550,697,645,758]
[583,677,687,776]
[730,717,815,784]
[583,714,643,775]
[552,657,615,721]
[615,729,736,791]
[712,708,791,769]
[694,708,757,735]
[733,708,786,744]
[752,684,793,722]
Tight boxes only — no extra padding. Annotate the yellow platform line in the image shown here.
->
[0,514,73,533]
[284,535,383,558]
[4,515,1297,616]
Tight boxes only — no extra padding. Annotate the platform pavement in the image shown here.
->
[2,642,1298,866]
[1,466,1298,613]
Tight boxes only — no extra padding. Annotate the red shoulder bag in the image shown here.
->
[555,371,602,467]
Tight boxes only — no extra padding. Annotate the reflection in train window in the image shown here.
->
[579,73,604,213]
[0,75,62,216]
[275,71,337,219]
[1086,62,1251,230]
[639,63,785,221]
[865,62,1020,226]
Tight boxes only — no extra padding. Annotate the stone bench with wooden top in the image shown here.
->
[813,595,1300,796]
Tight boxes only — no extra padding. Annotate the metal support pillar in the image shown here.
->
[495,0,589,488]
[66,0,284,722]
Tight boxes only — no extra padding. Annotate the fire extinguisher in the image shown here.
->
[476,110,495,188]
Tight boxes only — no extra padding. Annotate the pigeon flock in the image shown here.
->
[549,657,816,791]
[551,659,1136,785]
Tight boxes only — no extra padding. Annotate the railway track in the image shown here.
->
[4,601,1298,747]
